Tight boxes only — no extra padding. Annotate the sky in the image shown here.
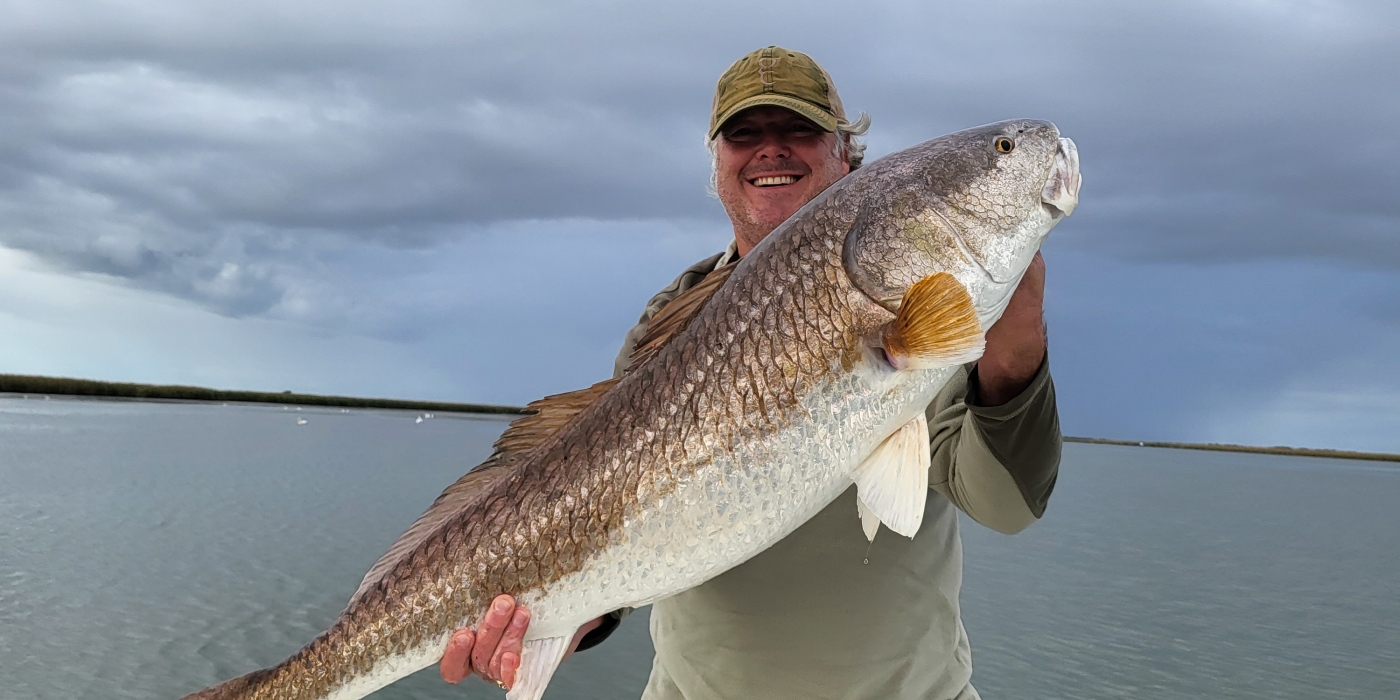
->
[0,0,1396,452]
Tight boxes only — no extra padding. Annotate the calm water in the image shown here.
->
[1,396,1396,699]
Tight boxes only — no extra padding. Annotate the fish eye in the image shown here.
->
[994,136,1015,154]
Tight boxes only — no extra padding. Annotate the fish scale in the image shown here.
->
[180,120,1079,700]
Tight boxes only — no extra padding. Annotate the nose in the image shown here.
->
[754,131,791,160]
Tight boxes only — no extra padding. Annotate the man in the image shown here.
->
[441,46,1060,699]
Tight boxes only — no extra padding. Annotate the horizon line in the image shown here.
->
[2,373,1395,463]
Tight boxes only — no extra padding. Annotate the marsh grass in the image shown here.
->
[1065,436,1399,463]
[0,373,526,415]
[4,373,1393,461]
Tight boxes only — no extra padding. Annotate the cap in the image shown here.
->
[708,46,849,140]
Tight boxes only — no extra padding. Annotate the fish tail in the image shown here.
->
[178,614,447,700]
[178,634,329,699]
[179,666,278,699]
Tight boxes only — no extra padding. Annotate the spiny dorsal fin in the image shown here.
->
[881,272,984,371]
[494,378,620,457]
[347,260,733,609]
[344,379,619,610]
[625,261,737,373]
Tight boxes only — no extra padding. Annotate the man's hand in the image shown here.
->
[975,251,1047,406]
[439,594,604,689]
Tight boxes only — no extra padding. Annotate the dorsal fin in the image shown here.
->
[346,260,734,610]
[625,261,737,373]
[344,379,619,610]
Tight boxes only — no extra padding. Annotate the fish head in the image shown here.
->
[843,119,1080,326]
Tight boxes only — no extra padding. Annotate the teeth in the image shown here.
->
[752,175,798,187]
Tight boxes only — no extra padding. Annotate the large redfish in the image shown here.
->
[181,119,1080,700]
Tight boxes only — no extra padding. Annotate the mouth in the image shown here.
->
[1041,137,1081,217]
[748,174,803,188]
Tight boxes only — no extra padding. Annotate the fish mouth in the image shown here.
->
[1042,137,1080,216]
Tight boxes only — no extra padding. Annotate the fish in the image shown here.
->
[179,119,1081,700]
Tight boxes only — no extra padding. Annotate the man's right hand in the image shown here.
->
[439,594,606,690]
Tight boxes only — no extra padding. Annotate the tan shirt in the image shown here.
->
[599,246,1062,700]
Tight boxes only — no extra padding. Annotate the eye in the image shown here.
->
[994,136,1015,153]
[724,127,759,143]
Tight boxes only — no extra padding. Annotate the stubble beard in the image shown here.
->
[718,185,795,254]
[718,151,847,253]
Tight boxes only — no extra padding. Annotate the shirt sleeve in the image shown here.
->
[925,357,1062,535]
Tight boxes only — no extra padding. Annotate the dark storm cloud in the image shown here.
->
[1,0,1397,319]
[828,2,1400,270]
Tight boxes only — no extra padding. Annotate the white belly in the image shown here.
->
[518,362,958,640]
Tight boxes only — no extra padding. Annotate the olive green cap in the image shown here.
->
[709,46,849,139]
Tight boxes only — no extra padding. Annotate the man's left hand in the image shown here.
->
[975,251,1046,406]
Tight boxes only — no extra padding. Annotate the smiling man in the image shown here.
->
[441,46,1062,700]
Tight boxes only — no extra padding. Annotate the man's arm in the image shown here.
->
[926,252,1062,534]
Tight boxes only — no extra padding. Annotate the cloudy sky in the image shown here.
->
[1,0,1396,452]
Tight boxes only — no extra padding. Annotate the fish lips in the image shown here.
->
[1042,137,1081,217]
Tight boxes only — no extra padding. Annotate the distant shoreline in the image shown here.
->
[1064,436,1399,463]
[3,373,1395,462]
[0,373,525,416]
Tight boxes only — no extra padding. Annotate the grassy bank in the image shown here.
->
[0,374,526,415]
[4,373,1395,462]
[1065,436,1399,463]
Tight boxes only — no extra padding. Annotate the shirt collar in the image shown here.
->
[714,240,741,270]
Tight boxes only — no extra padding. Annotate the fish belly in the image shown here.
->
[518,364,957,640]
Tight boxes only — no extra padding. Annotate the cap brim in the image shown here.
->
[709,95,840,139]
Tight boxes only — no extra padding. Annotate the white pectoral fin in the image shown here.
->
[506,634,572,700]
[851,416,930,539]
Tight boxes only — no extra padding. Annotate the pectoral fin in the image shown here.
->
[506,635,572,700]
[882,272,984,371]
[850,416,931,539]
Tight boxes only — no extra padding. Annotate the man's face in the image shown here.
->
[714,106,851,253]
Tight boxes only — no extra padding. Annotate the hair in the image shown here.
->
[835,113,872,170]
[706,112,872,197]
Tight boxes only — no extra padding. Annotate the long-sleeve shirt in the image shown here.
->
[585,244,1062,700]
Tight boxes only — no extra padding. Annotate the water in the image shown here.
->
[0,397,1396,699]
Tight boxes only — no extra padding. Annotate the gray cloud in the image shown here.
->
[1,0,1397,449]
[4,0,1396,321]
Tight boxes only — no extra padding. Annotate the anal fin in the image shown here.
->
[850,416,930,538]
[506,635,572,700]
[882,272,984,371]
[856,498,881,542]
